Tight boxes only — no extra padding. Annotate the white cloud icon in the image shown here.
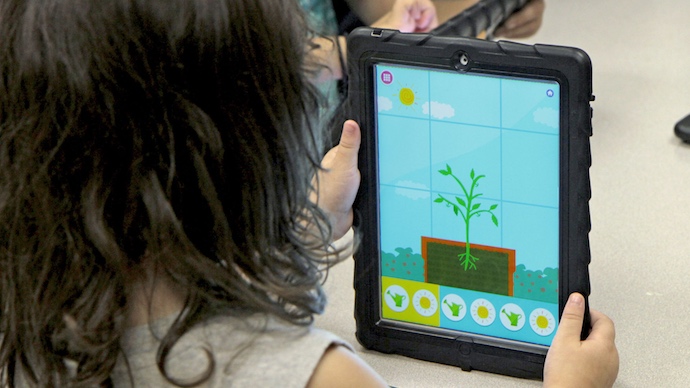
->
[422,101,455,120]
[533,107,558,128]
[378,96,393,112]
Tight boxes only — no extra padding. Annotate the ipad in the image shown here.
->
[347,27,594,379]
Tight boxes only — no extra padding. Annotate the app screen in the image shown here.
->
[375,64,561,346]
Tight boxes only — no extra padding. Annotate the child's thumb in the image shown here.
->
[553,293,586,343]
[333,120,361,168]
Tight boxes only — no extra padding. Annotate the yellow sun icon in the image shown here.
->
[470,298,496,326]
[412,289,438,317]
[399,87,415,105]
[395,84,418,109]
[529,308,556,336]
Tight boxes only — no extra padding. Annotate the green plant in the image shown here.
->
[434,164,499,270]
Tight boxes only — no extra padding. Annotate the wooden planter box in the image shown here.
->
[422,236,516,296]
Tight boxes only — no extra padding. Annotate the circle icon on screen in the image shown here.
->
[412,289,438,317]
[398,87,416,106]
[384,285,409,312]
[381,70,393,85]
[529,308,556,336]
[546,89,554,97]
[441,294,467,321]
[470,298,496,326]
[499,303,526,331]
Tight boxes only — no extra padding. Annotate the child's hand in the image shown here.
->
[544,293,619,388]
[372,0,439,33]
[494,0,545,39]
[314,120,361,241]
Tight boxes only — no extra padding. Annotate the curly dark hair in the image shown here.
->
[0,0,337,385]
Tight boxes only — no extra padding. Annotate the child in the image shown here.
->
[0,0,383,385]
[0,0,616,386]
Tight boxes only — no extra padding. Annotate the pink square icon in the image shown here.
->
[381,71,393,85]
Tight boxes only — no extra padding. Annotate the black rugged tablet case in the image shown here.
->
[347,27,594,379]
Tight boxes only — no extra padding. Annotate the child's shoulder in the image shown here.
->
[115,313,351,387]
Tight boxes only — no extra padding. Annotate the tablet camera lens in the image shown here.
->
[460,54,469,66]
[458,54,470,67]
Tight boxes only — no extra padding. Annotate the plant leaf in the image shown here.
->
[439,169,450,176]
[453,205,459,216]
[434,197,444,203]
[491,214,499,226]
[446,164,452,174]
[490,204,498,210]
[455,196,466,207]
[470,169,475,179]
[471,203,480,211]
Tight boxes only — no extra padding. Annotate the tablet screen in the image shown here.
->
[375,63,561,347]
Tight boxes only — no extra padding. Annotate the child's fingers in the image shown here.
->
[332,120,361,170]
[586,309,616,343]
[552,293,586,343]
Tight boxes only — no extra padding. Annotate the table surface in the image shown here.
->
[315,1,690,387]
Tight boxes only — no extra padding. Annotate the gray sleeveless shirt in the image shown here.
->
[111,313,351,387]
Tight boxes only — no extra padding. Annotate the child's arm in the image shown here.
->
[368,0,438,32]
[493,0,545,38]
[544,293,619,387]
[307,345,388,388]
[342,0,397,25]
[307,0,438,84]
[344,0,438,31]
[432,0,480,24]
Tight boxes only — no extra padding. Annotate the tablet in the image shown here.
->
[347,27,594,379]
